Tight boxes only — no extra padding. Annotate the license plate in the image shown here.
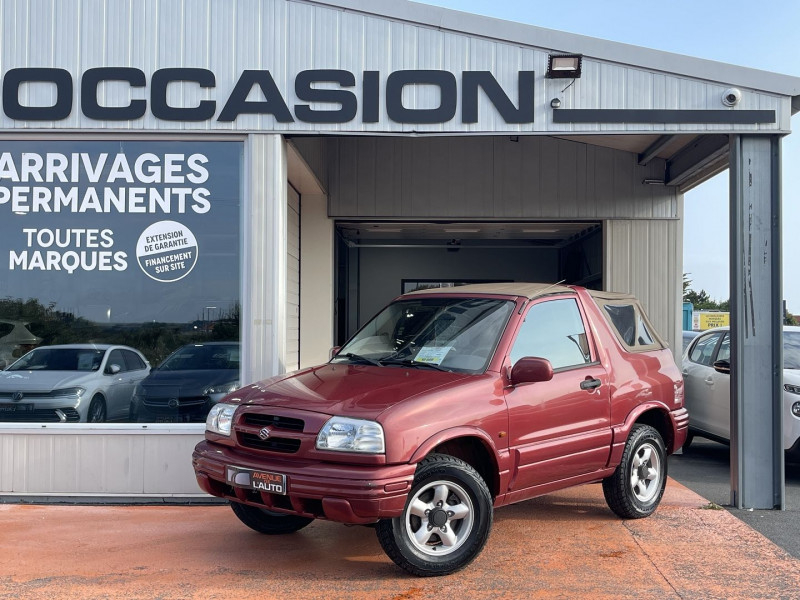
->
[226,467,287,494]
[0,403,33,413]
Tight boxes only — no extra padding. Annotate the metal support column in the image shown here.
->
[729,134,784,509]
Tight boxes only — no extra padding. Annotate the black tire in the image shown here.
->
[87,395,107,423]
[681,431,694,452]
[603,424,667,519]
[229,501,313,534]
[376,453,493,577]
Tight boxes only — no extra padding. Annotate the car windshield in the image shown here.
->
[785,331,800,369]
[157,344,240,371]
[333,297,514,374]
[8,348,105,372]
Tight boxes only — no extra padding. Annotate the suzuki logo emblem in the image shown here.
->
[258,427,271,441]
[11,392,23,403]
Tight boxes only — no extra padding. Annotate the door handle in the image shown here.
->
[704,377,714,385]
[580,377,602,391]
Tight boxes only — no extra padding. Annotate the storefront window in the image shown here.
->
[0,140,242,424]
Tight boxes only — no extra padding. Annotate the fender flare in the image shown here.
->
[609,401,675,465]
[408,425,500,466]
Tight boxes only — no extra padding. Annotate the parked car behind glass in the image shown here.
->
[130,342,240,423]
[681,326,800,458]
[0,344,150,422]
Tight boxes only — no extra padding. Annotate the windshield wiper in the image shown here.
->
[337,353,383,366]
[380,358,451,372]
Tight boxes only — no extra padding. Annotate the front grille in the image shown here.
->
[143,396,207,408]
[238,432,302,453]
[242,413,304,432]
[0,408,80,423]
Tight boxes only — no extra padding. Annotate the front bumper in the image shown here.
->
[192,440,416,524]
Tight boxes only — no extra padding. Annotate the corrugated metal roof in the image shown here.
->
[310,0,800,100]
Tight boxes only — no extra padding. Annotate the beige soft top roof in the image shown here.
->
[404,282,574,299]
[587,290,638,302]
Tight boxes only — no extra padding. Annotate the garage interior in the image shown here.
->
[334,220,602,342]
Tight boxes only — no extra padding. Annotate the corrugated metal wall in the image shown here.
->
[0,0,790,134]
[0,428,203,496]
[287,186,301,372]
[314,135,678,219]
[604,211,684,360]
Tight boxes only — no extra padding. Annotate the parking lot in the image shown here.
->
[670,438,800,559]
[3,476,800,600]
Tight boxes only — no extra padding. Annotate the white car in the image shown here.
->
[681,326,800,459]
[0,344,150,423]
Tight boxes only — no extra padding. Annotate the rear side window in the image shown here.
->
[599,301,665,352]
[604,305,636,346]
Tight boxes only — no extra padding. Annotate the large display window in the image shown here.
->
[0,140,242,424]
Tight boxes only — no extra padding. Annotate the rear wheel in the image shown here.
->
[376,453,493,577]
[230,502,313,534]
[603,424,667,519]
[682,431,694,452]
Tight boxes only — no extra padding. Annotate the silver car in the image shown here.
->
[681,326,800,459]
[0,344,150,423]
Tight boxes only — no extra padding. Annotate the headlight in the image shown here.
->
[204,381,240,395]
[784,383,800,396]
[50,387,85,399]
[206,402,238,436]
[316,417,385,454]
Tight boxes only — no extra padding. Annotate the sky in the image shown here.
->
[418,0,800,312]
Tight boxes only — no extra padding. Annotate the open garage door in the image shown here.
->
[334,221,601,343]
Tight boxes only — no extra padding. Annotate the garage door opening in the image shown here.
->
[334,221,602,343]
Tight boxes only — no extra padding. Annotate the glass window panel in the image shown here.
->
[604,304,636,346]
[0,140,242,424]
[689,333,722,367]
[510,299,591,370]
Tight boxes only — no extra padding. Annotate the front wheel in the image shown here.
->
[230,502,313,534]
[87,395,107,423]
[603,424,667,519]
[376,453,493,577]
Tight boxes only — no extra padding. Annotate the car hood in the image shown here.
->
[238,364,473,420]
[139,369,238,394]
[0,370,94,391]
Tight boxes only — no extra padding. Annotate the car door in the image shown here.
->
[708,333,731,439]
[104,349,136,420]
[682,331,725,436]
[503,296,611,492]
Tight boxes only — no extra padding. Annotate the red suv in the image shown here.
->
[193,283,687,576]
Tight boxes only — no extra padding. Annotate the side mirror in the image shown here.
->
[106,363,122,375]
[510,357,554,386]
[713,359,730,374]
[329,346,341,360]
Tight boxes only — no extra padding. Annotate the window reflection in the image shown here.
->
[0,140,242,425]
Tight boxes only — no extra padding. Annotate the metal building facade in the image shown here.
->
[0,0,797,500]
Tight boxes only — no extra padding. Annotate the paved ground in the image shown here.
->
[670,438,800,559]
[2,479,800,600]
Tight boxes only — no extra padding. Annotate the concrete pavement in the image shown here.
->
[1,479,799,599]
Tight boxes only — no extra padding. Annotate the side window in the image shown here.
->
[717,333,731,362]
[689,333,722,367]
[603,304,636,346]
[637,316,655,345]
[106,349,127,373]
[123,350,147,372]
[510,298,592,370]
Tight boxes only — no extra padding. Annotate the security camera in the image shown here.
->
[722,88,742,107]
